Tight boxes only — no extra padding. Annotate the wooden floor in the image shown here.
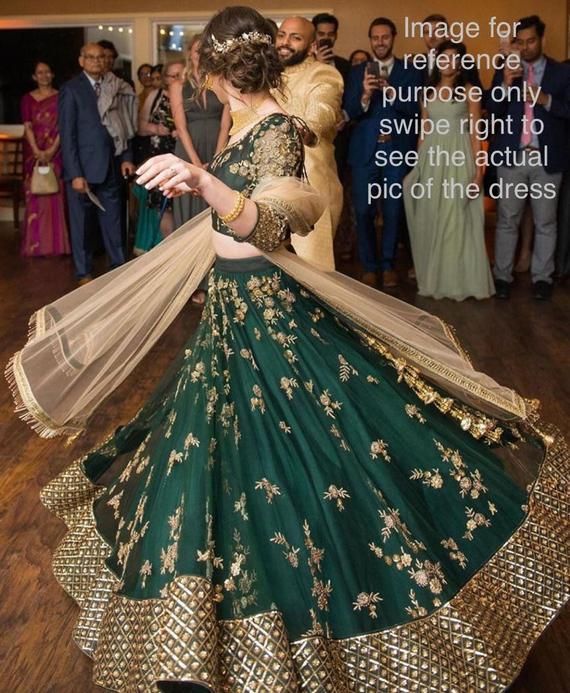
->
[0,222,568,692]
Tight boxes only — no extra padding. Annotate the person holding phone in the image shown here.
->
[343,17,422,288]
[312,13,351,81]
[487,14,570,300]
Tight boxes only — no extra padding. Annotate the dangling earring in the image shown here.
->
[203,73,212,90]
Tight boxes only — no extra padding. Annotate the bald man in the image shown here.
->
[274,17,344,271]
[59,43,135,283]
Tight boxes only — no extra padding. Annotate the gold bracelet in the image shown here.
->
[219,191,246,225]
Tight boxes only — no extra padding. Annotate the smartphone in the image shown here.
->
[318,37,333,49]
[366,61,380,79]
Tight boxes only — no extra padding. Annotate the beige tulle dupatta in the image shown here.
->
[267,250,529,421]
[6,176,528,440]
[6,209,216,439]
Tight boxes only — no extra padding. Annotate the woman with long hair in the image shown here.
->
[20,60,70,256]
[404,40,494,300]
[133,59,184,251]
[8,9,568,692]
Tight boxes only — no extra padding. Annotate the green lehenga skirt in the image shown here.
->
[41,256,569,692]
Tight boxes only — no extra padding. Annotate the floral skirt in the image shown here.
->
[41,256,569,692]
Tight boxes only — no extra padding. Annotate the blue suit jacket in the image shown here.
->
[58,72,131,183]
[343,59,422,167]
[486,57,570,173]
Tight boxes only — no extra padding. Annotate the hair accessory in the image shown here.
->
[211,31,272,53]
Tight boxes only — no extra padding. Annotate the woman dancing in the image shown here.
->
[7,6,568,692]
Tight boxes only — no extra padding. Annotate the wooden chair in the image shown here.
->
[0,136,24,228]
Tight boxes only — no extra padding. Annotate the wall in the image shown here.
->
[0,0,567,88]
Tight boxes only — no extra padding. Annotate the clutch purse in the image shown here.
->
[30,161,59,195]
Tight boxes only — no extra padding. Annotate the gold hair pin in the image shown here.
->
[211,31,272,54]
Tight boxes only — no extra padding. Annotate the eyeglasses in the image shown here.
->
[83,54,104,61]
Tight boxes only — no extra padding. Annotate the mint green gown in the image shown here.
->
[404,100,495,301]
[41,114,568,692]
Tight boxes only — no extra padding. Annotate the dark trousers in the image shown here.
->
[66,158,125,277]
[351,152,407,272]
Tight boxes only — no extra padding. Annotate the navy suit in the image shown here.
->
[59,72,131,277]
[344,60,421,272]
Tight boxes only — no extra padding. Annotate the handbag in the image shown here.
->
[30,161,59,195]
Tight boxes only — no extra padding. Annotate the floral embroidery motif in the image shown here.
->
[434,440,488,499]
[107,490,124,520]
[254,478,281,503]
[370,439,391,462]
[338,354,359,382]
[410,468,444,489]
[408,558,446,595]
[239,348,258,370]
[441,538,468,569]
[463,507,492,540]
[190,361,207,383]
[323,485,351,511]
[310,328,327,344]
[139,560,152,589]
[165,410,177,438]
[279,421,292,434]
[270,532,300,567]
[225,530,258,617]
[250,384,266,413]
[309,307,325,323]
[405,589,428,618]
[319,389,342,418]
[161,497,185,575]
[303,520,332,613]
[353,592,382,619]
[234,492,249,521]
[405,403,427,424]
[196,510,224,575]
[330,424,351,452]
[280,376,299,400]
[366,375,380,384]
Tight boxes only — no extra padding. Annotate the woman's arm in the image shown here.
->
[170,79,203,166]
[418,102,429,149]
[138,89,169,137]
[137,154,258,237]
[467,85,484,185]
[23,122,41,159]
[214,104,231,157]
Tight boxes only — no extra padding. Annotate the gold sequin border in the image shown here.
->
[40,423,569,692]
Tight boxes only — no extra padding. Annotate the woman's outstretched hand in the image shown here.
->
[136,154,206,198]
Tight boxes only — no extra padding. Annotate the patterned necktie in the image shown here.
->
[94,81,101,100]
[521,63,535,147]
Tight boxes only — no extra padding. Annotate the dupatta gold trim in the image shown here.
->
[39,422,569,692]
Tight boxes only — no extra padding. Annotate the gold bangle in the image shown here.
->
[219,191,246,225]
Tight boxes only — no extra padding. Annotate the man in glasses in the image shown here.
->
[58,43,136,284]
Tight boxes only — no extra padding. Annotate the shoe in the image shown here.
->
[78,274,93,286]
[494,279,510,299]
[361,271,378,288]
[532,281,552,300]
[382,269,399,288]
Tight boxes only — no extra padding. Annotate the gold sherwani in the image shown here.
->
[275,57,343,271]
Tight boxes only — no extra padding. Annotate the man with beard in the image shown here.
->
[344,17,421,288]
[274,16,344,271]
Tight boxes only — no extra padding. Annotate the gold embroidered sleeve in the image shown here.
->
[236,202,289,252]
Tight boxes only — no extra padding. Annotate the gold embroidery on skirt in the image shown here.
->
[40,424,568,692]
